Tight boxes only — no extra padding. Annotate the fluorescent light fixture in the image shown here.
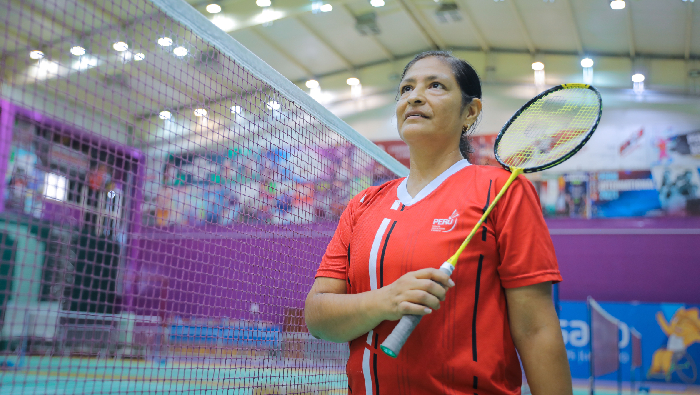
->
[255,7,283,24]
[113,41,129,52]
[173,46,188,57]
[632,73,645,83]
[531,62,545,71]
[29,50,44,60]
[211,15,236,31]
[158,37,173,46]
[194,108,208,117]
[120,50,133,63]
[159,110,172,120]
[266,101,281,110]
[370,0,385,7]
[320,3,333,12]
[231,105,242,114]
[206,4,222,13]
[351,84,362,98]
[70,46,86,56]
[134,53,145,61]
[346,77,360,86]
[610,0,625,9]
[257,0,271,7]
[44,173,68,201]
[306,79,320,89]
[580,58,594,68]
[72,55,99,70]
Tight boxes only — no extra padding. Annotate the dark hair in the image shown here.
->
[400,51,482,159]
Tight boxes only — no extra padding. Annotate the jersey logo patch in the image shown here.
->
[431,210,459,232]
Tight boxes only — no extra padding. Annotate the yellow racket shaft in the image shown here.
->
[445,167,524,268]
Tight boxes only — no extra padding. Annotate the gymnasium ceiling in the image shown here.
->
[1,0,699,144]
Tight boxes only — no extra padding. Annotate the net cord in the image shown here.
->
[148,0,409,178]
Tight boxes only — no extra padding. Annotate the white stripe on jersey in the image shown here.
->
[367,329,374,346]
[369,218,391,291]
[390,200,401,210]
[363,348,373,395]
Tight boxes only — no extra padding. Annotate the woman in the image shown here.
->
[305,51,572,395]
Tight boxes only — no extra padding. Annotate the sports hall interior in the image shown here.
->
[0,0,699,393]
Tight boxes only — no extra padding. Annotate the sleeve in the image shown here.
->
[315,193,359,280]
[494,174,562,289]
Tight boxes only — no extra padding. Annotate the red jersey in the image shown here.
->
[316,160,562,395]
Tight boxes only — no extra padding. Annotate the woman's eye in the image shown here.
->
[401,85,411,93]
[431,82,442,89]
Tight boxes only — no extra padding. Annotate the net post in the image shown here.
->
[617,325,622,395]
[587,296,594,395]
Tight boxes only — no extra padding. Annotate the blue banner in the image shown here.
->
[560,301,700,384]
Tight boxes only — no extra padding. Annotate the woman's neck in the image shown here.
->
[405,146,464,198]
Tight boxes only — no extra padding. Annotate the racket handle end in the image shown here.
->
[380,345,397,358]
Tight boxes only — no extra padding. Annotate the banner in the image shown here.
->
[560,301,700,384]
[590,171,662,218]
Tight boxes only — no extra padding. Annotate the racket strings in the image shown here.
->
[496,88,600,169]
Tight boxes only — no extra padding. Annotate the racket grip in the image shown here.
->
[380,263,454,358]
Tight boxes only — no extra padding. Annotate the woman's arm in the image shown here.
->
[506,282,572,395]
[305,269,454,343]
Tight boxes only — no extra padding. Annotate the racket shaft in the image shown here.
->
[380,264,454,358]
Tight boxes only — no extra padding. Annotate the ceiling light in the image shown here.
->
[580,58,594,68]
[610,0,625,10]
[306,79,320,89]
[159,110,172,120]
[631,73,645,83]
[320,3,333,12]
[231,105,242,114]
[211,15,236,31]
[370,0,385,7]
[173,46,188,57]
[346,77,360,86]
[256,0,271,7]
[206,4,222,13]
[29,50,44,60]
[158,37,173,46]
[531,62,544,71]
[70,46,86,56]
[194,108,208,117]
[266,101,281,110]
[113,41,129,52]
[134,53,145,61]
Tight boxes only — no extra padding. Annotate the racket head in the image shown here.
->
[494,83,602,173]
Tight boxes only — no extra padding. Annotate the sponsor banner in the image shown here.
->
[590,171,662,218]
[560,300,700,384]
[651,166,700,216]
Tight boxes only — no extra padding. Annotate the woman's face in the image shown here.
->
[396,57,472,148]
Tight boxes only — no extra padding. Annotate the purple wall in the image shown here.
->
[130,224,334,323]
[131,217,700,321]
[547,217,700,304]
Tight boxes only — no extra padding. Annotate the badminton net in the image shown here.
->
[587,297,621,394]
[0,0,407,393]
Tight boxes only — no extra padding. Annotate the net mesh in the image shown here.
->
[0,0,403,393]
[589,298,620,378]
[495,86,600,170]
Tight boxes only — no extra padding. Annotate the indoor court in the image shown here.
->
[0,0,698,394]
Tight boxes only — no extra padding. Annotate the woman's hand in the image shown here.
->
[379,268,455,321]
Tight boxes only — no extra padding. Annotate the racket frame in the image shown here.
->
[494,83,602,174]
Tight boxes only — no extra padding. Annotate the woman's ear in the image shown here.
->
[463,98,482,129]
